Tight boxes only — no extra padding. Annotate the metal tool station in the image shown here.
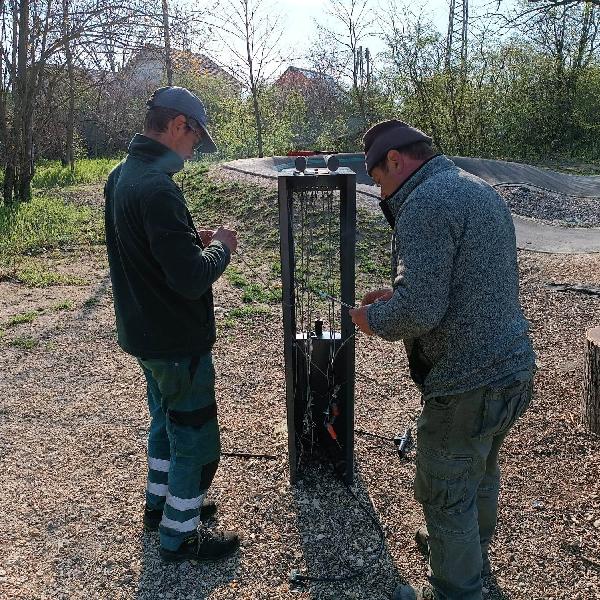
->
[278,154,357,484]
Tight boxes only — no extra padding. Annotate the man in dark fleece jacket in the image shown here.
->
[349,120,536,600]
[104,86,239,563]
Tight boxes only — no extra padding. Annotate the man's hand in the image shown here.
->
[211,226,238,254]
[198,229,214,246]
[361,287,393,306]
[349,305,374,335]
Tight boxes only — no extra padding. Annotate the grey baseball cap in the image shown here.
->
[147,86,217,153]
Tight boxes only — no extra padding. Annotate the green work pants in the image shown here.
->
[139,353,221,551]
[415,372,534,599]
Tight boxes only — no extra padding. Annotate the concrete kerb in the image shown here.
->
[221,155,600,254]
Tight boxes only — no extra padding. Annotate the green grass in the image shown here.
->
[183,164,391,308]
[222,304,271,328]
[33,158,120,189]
[0,194,104,283]
[0,195,103,266]
[11,335,38,350]
[15,266,88,288]
[7,310,39,326]
[225,265,249,288]
[53,299,74,311]
[225,265,280,304]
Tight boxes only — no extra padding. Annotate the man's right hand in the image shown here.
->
[211,226,238,254]
[361,287,393,306]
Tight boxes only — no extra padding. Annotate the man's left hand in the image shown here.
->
[349,305,374,335]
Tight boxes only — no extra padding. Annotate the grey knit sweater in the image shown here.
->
[366,155,536,399]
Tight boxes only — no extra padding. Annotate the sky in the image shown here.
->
[269,0,508,69]
[194,0,516,78]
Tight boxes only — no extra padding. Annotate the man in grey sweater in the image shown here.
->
[349,120,536,600]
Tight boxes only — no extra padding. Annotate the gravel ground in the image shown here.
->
[1,175,599,600]
[495,185,600,228]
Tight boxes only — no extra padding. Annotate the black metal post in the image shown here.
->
[278,167,356,485]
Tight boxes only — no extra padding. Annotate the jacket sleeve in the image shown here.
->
[142,185,230,300]
[366,192,461,341]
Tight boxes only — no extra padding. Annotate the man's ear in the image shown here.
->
[170,114,187,135]
[387,149,404,173]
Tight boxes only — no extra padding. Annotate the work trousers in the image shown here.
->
[139,353,221,551]
[415,372,534,600]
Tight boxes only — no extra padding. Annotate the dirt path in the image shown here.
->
[1,182,599,600]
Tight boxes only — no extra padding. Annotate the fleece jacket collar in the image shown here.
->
[127,133,184,175]
[380,155,456,227]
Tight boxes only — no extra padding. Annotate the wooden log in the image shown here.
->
[582,326,600,434]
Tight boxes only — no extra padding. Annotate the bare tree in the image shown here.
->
[0,0,217,201]
[314,0,375,128]
[0,0,57,203]
[379,5,446,144]
[211,0,286,157]
[0,0,139,202]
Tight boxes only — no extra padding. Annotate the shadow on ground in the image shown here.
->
[485,575,512,599]
[135,530,240,599]
[289,461,404,599]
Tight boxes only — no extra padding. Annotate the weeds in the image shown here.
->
[225,266,248,288]
[11,335,38,350]
[222,304,271,328]
[53,299,74,311]
[15,266,88,287]
[7,310,39,326]
[226,265,280,304]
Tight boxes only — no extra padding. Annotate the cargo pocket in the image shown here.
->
[140,359,192,408]
[414,449,472,513]
[479,378,532,439]
[187,354,216,409]
[170,416,221,465]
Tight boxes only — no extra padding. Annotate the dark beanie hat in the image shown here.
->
[363,119,432,175]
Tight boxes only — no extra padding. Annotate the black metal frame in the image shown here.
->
[278,167,356,484]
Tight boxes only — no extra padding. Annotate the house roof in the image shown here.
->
[128,44,240,88]
[276,66,337,86]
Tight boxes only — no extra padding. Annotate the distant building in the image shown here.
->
[124,44,241,91]
[275,66,338,95]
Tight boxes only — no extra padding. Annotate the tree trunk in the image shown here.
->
[250,85,263,158]
[582,326,600,434]
[162,0,173,86]
[63,0,76,171]
[243,0,263,158]
[14,0,32,202]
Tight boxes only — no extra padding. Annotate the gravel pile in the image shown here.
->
[496,185,600,228]
[1,179,599,600]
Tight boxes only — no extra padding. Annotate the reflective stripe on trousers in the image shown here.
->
[139,353,221,551]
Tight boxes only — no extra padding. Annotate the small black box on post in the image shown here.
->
[278,165,356,484]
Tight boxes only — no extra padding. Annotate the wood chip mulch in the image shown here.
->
[0,184,599,600]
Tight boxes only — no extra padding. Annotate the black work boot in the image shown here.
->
[143,500,218,532]
[159,529,240,562]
